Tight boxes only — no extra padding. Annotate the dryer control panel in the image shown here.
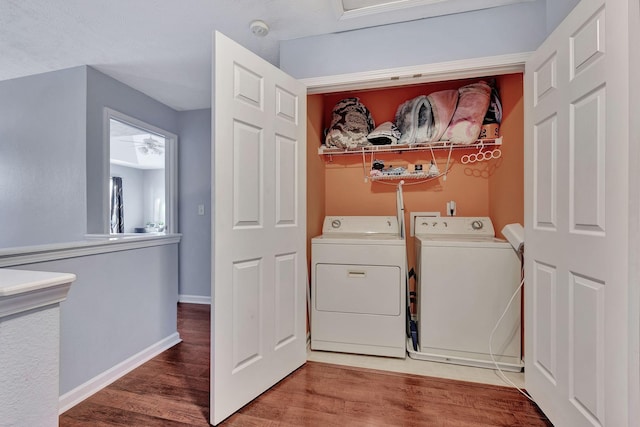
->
[413,216,495,237]
[322,216,399,235]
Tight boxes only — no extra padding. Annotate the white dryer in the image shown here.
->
[311,216,406,358]
[410,216,523,371]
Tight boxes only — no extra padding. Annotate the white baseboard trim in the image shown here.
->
[178,294,211,305]
[58,332,182,414]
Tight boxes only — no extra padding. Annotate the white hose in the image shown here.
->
[443,144,454,182]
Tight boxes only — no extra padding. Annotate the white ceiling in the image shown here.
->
[0,0,533,111]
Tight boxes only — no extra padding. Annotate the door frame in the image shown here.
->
[301,52,530,94]
[627,1,640,425]
[300,49,639,425]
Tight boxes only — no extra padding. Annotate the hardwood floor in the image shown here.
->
[60,303,552,426]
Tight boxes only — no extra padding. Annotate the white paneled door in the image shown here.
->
[525,0,630,425]
[211,32,307,425]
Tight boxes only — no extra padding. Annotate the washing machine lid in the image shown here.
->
[416,234,512,248]
[413,216,496,238]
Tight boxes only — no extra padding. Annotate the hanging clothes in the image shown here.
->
[110,176,124,233]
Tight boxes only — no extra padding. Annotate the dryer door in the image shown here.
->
[315,263,401,315]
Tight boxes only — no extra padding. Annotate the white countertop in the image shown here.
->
[0,269,76,297]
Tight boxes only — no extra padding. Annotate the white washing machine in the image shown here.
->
[409,216,523,371]
[311,216,406,358]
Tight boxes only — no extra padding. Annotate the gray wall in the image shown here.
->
[279,0,584,79]
[178,109,212,299]
[0,65,189,398]
[280,1,547,79]
[0,66,182,244]
[143,168,166,227]
[18,244,179,395]
[86,67,179,234]
[0,67,87,247]
[546,0,580,33]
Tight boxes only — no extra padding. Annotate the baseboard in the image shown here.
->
[178,294,211,305]
[58,332,182,413]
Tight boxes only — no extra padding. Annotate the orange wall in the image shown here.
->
[306,75,524,303]
[488,74,525,237]
[307,74,524,318]
[307,94,326,277]
[306,94,326,331]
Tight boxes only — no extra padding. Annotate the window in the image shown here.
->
[104,108,178,234]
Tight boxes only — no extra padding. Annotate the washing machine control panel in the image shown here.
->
[471,219,484,230]
[414,216,495,237]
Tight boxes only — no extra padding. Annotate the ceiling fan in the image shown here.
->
[135,137,164,155]
[116,135,165,155]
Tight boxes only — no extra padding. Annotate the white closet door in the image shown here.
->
[524,0,630,425]
[211,31,307,425]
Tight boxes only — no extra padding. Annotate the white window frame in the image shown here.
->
[102,108,179,234]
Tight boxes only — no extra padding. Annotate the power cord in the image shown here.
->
[488,257,534,402]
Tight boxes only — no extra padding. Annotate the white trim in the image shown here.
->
[334,0,535,21]
[0,281,72,318]
[301,52,531,94]
[406,339,523,372]
[58,332,182,414]
[104,108,179,234]
[101,109,111,234]
[0,270,75,318]
[178,294,211,305]
[0,234,181,268]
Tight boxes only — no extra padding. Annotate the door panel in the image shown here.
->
[275,135,297,225]
[570,274,605,422]
[570,8,605,78]
[274,252,298,348]
[212,31,307,425]
[275,86,298,122]
[525,0,629,425]
[231,259,262,371]
[570,86,606,233]
[532,261,557,383]
[234,64,263,108]
[533,54,557,105]
[533,115,557,229]
[233,121,263,227]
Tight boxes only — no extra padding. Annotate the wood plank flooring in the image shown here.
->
[60,303,552,426]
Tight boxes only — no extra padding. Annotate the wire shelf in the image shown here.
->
[318,137,502,156]
[369,173,437,181]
